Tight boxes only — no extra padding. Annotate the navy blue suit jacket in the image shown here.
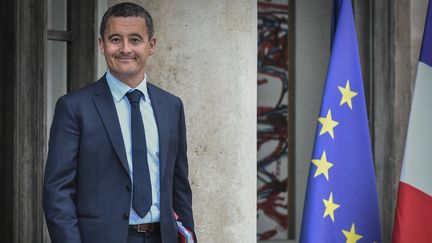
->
[43,76,194,243]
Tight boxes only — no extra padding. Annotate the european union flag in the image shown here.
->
[300,0,382,242]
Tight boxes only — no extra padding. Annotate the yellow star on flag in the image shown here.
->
[323,192,340,222]
[318,109,339,139]
[338,80,358,109]
[342,223,363,243]
[311,151,333,181]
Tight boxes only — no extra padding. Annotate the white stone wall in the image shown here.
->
[106,0,257,242]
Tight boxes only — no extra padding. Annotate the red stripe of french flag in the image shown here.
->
[392,1,432,242]
[393,183,432,243]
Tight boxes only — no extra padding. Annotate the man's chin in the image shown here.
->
[110,70,144,80]
[112,67,137,76]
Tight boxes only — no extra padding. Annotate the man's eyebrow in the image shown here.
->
[129,33,143,39]
[107,34,120,39]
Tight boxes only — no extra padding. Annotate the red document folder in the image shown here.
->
[174,212,194,243]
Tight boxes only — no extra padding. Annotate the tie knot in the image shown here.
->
[126,90,143,104]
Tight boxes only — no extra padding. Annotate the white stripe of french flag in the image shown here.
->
[392,1,432,242]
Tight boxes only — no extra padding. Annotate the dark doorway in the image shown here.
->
[0,0,15,241]
[0,0,97,242]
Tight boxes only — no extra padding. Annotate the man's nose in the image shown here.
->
[120,41,132,54]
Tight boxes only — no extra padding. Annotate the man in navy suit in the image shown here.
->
[43,2,195,243]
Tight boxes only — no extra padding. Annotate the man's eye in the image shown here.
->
[110,38,120,43]
[130,38,141,44]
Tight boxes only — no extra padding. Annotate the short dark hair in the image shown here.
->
[99,2,154,39]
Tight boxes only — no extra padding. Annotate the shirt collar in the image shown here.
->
[106,70,149,103]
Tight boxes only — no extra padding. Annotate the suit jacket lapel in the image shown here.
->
[92,77,130,174]
[147,83,170,180]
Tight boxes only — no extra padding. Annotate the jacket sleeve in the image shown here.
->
[43,96,82,243]
[172,98,197,241]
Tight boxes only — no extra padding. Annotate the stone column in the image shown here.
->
[108,0,257,242]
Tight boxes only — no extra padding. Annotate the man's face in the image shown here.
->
[99,16,156,84]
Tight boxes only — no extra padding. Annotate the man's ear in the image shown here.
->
[149,37,156,56]
[98,37,105,55]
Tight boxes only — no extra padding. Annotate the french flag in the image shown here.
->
[392,1,432,242]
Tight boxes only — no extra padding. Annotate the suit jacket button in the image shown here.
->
[123,213,129,220]
[126,185,132,192]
